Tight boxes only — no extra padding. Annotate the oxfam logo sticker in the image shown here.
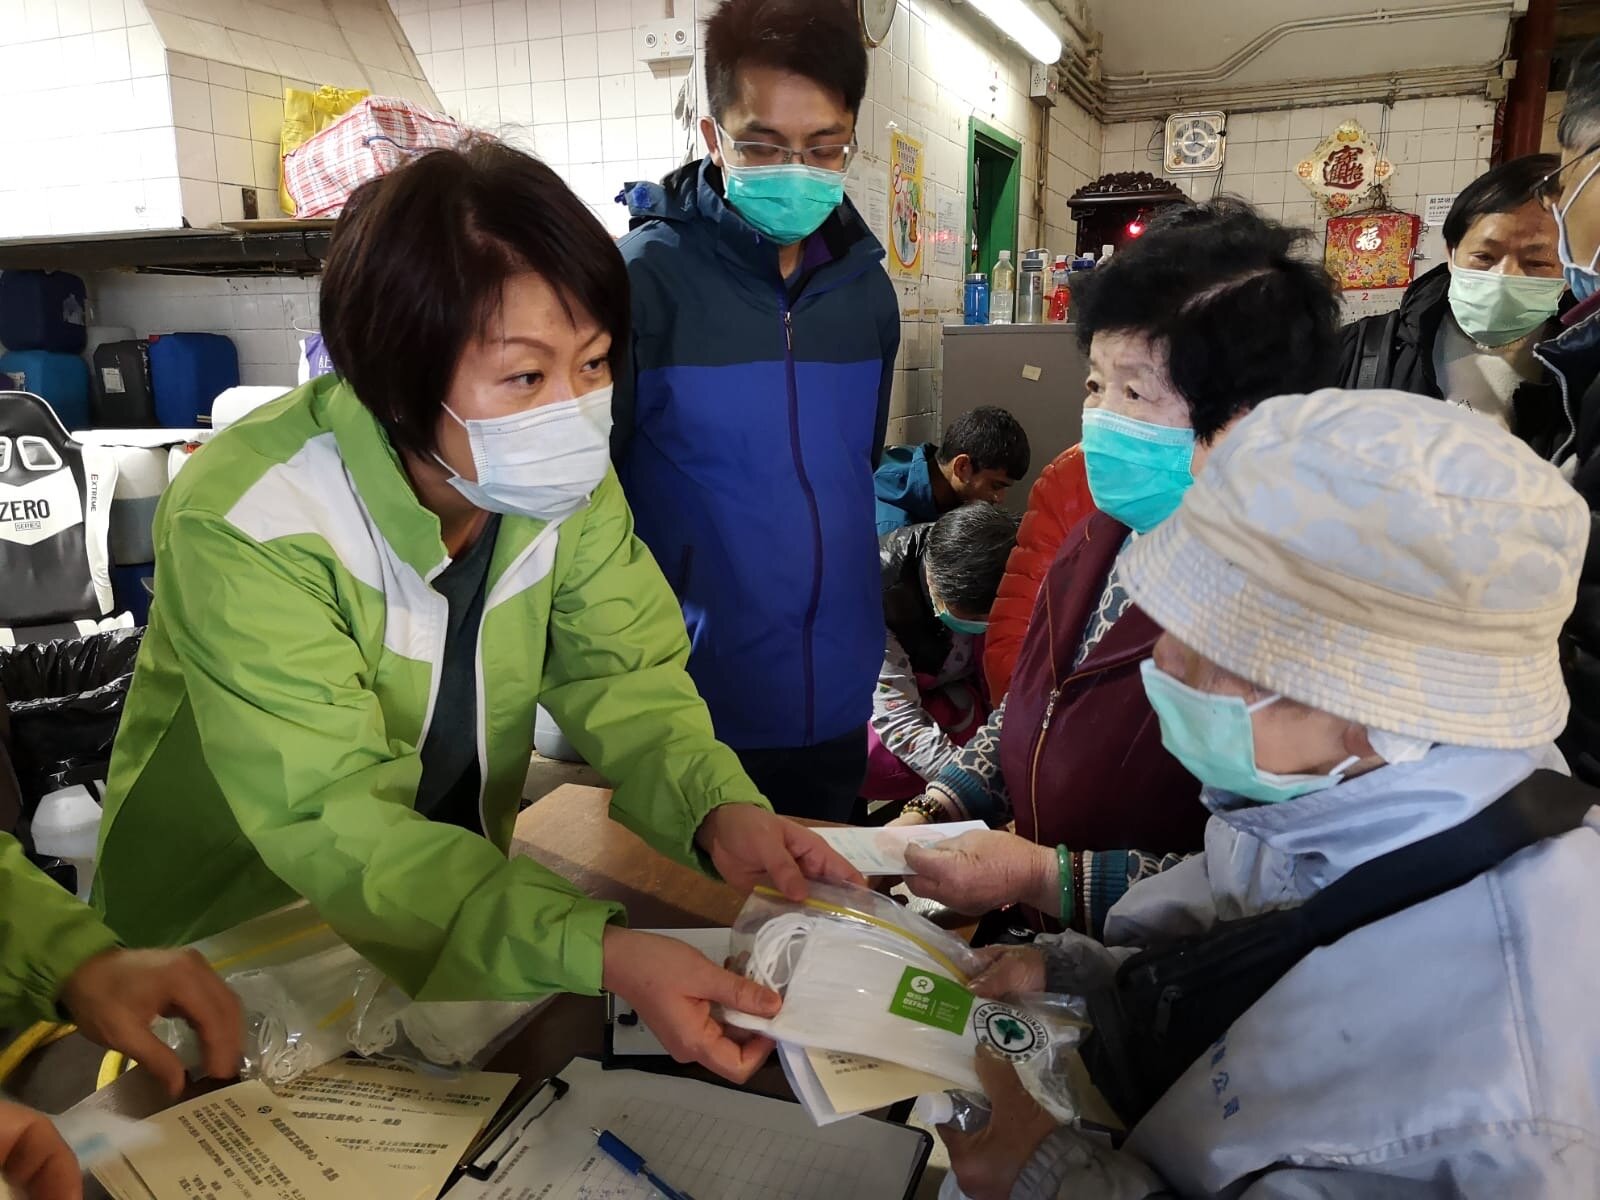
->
[910,975,936,995]
[972,1003,1048,1062]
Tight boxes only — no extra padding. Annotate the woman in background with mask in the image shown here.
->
[93,142,861,1083]
[891,202,1341,936]
[936,389,1599,1200]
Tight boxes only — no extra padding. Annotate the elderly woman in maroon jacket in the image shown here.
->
[891,200,1342,935]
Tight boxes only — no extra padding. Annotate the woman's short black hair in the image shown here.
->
[1073,198,1340,443]
[319,139,630,459]
[704,0,868,122]
[1442,154,1558,247]
[925,503,1019,615]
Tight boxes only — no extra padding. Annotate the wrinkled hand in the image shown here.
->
[602,927,779,1082]
[60,948,242,1098]
[0,1099,79,1200]
[940,1049,1058,1200]
[696,804,865,901]
[968,944,1048,998]
[904,831,1057,916]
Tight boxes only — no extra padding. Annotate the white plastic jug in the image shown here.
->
[32,783,103,901]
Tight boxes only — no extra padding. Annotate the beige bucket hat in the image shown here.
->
[1122,388,1590,748]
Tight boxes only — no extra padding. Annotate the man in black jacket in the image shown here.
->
[1527,37,1600,784]
[1337,153,1568,455]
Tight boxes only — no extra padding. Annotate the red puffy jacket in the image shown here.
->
[983,445,1095,699]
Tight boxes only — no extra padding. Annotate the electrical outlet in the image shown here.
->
[637,19,694,64]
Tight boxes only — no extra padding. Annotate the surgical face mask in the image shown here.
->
[433,386,612,522]
[1140,660,1358,804]
[717,128,845,245]
[1447,264,1566,346]
[1555,156,1600,302]
[1080,408,1196,533]
[1367,727,1433,765]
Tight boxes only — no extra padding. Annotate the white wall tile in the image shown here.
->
[214,133,253,185]
[531,79,566,121]
[492,0,526,42]
[559,0,595,35]
[1256,110,1290,141]
[535,122,569,163]
[596,27,630,75]
[210,85,250,140]
[1422,95,1461,130]
[464,42,497,87]
[1224,111,1256,144]
[246,90,281,142]
[530,36,563,81]
[461,2,495,46]
[1288,106,1325,141]
[499,81,533,123]
[599,72,632,118]
[564,75,600,121]
[567,118,600,161]
[562,32,596,77]
[496,40,530,82]
[527,0,561,39]
[594,0,629,32]
[429,7,462,51]
[170,74,212,131]
[432,47,465,89]
[1421,128,1456,162]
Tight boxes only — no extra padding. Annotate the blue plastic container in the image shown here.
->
[963,273,989,325]
[148,333,239,427]
[0,350,91,428]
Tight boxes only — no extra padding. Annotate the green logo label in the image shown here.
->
[971,1002,1049,1062]
[888,967,974,1034]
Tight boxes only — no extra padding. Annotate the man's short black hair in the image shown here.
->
[1073,198,1340,443]
[936,406,1030,480]
[704,0,868,122]
[926,503,1019,614]
[1442,154,1558,247]
[320,139,629,459]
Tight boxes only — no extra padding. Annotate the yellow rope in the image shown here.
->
[751,886,973,985]
[0,1022,76,1086]
[96,1051,128,1091]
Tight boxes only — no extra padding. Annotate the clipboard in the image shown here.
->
[446,1056,931,1200]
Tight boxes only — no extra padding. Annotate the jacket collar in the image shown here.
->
[1201,744,1563,890]
[623,157,885,289]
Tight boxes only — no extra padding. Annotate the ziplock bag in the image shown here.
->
[154,903,543,1084]
[724,883,1095,1122]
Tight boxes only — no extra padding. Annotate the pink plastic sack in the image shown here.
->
[283,97,465,218]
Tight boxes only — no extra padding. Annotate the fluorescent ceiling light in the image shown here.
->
[965,0,1063,64]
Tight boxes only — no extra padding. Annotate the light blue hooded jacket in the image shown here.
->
[1015,745,1600,1199]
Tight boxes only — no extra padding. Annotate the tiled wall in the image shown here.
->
[1100,96,1498,312]
[389,0,1102,445]
[88,271,318,387]
[0,0,182,237]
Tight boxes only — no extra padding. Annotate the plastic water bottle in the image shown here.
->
[988,251,1015,325]
[31,783,103,901]
[963,273,990,325]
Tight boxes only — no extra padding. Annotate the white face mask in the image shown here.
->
[433,385,613,521]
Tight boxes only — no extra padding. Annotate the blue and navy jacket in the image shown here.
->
[873,443,940,536]
[614,160,901,751]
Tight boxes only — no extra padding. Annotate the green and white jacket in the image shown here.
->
[94,376,766,1001]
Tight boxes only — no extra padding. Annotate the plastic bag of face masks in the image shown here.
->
[151,903,544,1085]
[723,883,1107,1127]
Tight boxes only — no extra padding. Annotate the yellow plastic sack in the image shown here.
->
[279,85,368,216]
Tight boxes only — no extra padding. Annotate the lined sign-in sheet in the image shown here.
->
[445,1057,928,1200]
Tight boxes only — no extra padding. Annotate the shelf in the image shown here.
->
[0,221,335,275]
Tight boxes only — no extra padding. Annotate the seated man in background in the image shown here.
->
[866,505,1018,801]
[874,406,1030,536]
[1338,153,1568,452]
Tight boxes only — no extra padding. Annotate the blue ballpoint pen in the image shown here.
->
[590,1127,697,1200]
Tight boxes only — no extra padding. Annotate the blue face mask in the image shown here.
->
[1139,660,1358,804]
[1080,408,1196,533]
[1555,156,1600,302]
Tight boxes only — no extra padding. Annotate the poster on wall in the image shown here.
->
[888,129,925,277]
[933,185,962,268]
[1324,212,1420,291]
[1296,121,1394,214]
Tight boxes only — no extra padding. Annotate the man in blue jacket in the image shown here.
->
[874,405,1031,536]
[613,0,900,821]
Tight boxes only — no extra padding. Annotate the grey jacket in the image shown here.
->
[1014,745,1600,1199]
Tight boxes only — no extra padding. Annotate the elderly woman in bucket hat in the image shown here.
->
[937,389,1599,1200]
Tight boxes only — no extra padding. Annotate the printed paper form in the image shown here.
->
[444,1057,924,1200]
[816,821,987,875]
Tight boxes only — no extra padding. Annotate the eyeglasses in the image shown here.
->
[717,124,857,172]
[1534,142,1600,211]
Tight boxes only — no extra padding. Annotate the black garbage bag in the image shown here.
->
[0,626,144,809]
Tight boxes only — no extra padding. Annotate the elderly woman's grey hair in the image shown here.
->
[925,504,1019,616]
[1559,39,1600,151]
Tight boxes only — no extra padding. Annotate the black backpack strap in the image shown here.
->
[1298,769,1596,945]
[1352,308,1398,390]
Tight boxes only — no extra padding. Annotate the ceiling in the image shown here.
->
[1082,0,1517,116]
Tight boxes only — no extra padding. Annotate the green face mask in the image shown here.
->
[1446,264,1566,347]
[723,163,845,245]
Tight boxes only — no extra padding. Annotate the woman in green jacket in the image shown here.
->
[94,142,860,1083]
[0,833,239,1198]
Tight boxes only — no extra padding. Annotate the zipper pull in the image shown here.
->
[1040,687,1060,730]
[783,309,794,351]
